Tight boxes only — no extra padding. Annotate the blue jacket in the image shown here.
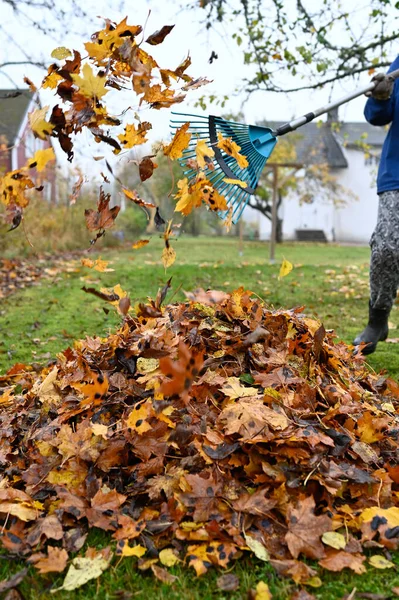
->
[364,56,399,193]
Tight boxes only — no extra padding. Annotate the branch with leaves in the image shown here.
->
[197,0,399,95]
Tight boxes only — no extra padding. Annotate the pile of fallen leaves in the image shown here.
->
[0,286,399,592]
[0,258,45,298]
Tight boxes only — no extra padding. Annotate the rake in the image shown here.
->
[171,67,399,224]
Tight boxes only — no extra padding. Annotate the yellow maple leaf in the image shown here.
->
[360,506,399,527]
[81,258,113,272]
[28,106,55,140]
[221,377,259,399]
[278,258,293,280]
[0,169,35,207]
[71,63,108,99]
[118,122,152,148]
[143,84,185,109]
[42,71,63,89]
[200,184,228,212]
[27,147,55,172]
[125,401,154,435]
[217,131,249,169]
[163,122,191,160]
[174,178,202,216]
[162,246,176,269]
[195,139,215,169]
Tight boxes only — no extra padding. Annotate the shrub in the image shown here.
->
[0,197,147,258]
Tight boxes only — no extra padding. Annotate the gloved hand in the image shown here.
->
[366,72,395,101]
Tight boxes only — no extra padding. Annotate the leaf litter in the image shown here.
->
[0,285,399,591]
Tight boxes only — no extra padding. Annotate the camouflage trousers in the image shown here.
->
[370,190,399,311]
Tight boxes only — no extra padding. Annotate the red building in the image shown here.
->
[0,89,56,203]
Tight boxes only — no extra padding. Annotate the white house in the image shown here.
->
[244,113,386,244]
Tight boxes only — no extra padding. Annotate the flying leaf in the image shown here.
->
[217,131,249,169]
[118,122,152,148]
[125,401,154,435]
[164,123,191,160]
[70,173,84,205]
[159,341,204,399]
[51,46,72,60]
[81,258,113,272]
[223,177,248,188]
[139,156,158,181]
[71,64,108,99]
[28,106,55,140]
[146,25,175,45]
[122,188,155,209]
[279,258,293,280]
[162,246,176,269]
[162,220,176,269]
[85,188,120,232]
[182,77,212,91]
[195,139,215,169]
[174,178,202,216]
[132,239,150,250]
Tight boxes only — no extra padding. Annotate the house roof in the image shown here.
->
[338,122,386,147]
[0,89,34,147]
[260,119,387,169]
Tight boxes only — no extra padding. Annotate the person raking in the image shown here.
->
[354,56,399,354]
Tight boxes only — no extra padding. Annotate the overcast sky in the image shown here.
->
[0,0,393,178]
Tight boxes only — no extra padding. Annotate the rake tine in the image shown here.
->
[170,112,277,222]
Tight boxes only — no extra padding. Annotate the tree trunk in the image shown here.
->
[276,218,283,243]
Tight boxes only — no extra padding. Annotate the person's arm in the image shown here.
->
[364,56,399,126]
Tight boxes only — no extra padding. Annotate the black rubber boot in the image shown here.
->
[353,303,390,355]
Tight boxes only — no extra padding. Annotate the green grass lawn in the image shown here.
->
[1,236,398,377]
[1,236,399,599]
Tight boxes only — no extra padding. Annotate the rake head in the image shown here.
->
[170,112,277,223]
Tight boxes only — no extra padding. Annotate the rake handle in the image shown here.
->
[275,67,399,136]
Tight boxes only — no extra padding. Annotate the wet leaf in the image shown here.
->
[321,531,346,550]
[52,551,111,592]
[216,573,240,591]
[369,555,395,569]
[244,533,270,562]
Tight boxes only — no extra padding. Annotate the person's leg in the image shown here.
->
[354,190,399,354]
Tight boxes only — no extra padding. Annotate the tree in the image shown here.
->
[196,0,399,95]
[0,0,89,84]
